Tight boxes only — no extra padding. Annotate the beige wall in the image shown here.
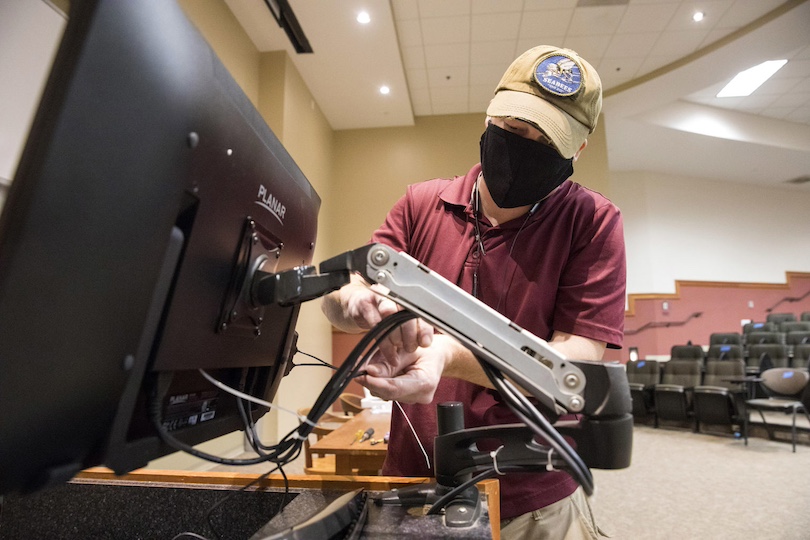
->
[178,0,260,106]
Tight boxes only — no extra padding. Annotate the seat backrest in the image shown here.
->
[709,332,741,346]
[707,344,743,361]
[779,321,810,334]
[748,343,789,369]
[703,359,745,388]
[760,368,810,399]
[743,322,778,334]
[767,312,796,324]
[786,331,810,346]
[661,359,702,387]
[626,359,660,386]
[802,311,810,322]
[793,344,810,369]
[670,345,705,362]
[746,331,783,345]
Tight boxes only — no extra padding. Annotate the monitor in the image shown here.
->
[0,0,320,495]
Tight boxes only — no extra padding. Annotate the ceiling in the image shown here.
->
[225,0,810,188]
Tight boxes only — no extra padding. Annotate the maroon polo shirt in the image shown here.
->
[370,163,626,519]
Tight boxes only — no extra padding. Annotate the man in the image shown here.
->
[322,45,626,539]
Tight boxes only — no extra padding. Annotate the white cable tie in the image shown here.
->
[546,448,559,472]
[490,445,505,475]
[297,414,318,428]
[292,432,308,441]
[198,368,300,419]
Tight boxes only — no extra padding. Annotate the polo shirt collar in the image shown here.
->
[438,163,480,211]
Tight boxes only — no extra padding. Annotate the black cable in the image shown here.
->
[292,349,337,370]
[149,310,418,470]
[479,360,594,495]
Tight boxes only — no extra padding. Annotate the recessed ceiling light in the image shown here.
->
[379,86,390,95]
[716,59,788,98]
[357,11,371,24]
[692,11,705,22]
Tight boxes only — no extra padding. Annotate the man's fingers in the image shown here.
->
[360,373,435,404]
[399,320,419,353]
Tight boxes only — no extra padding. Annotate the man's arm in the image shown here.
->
[358,330,606,404]
[321,274,433,360]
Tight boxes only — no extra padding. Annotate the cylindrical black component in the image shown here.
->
[437,402,465,435]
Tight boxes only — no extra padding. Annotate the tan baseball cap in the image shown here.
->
[486,45,602,159]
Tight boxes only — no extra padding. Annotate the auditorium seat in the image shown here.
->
[793,344,810,369]
[747,343,790,371]
[654,359,702,428]
[709,332,741,346]
[779,321,810,335]
[706,344,743,363]
[767,312,797,325]
[693,359,746,435]
[626,359,660,420]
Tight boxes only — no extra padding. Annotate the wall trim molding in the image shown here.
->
[626,271,810,318]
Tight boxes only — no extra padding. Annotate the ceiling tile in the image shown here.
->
[471,12,523,41]
[405,67,429,89]
[518,9,575,41]
[470,62,510,87]
[562,34,613,63]
[470,40,518,67]
[516,36,567,53]
[396,18,423,48]
[400,46,426,70]
[716,0,786,28]
[420,16,470,45]
[427,65,470,87]
[568,5,627,36]
[666,0,734,31]
[617,3,679,33]
[472,0,524,14]
[605,32,661,57]
[424,42,470,68]
[417,0,471,18]
[597,55,647,86]
[391,0,419,20]
[524,0,578,10]
[470,84,496,110]
[650,29,710,58]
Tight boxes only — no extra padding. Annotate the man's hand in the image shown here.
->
[322,275,433,363]
[357,335,457,404]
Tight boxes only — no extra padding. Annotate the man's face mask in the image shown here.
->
[479,123,574,209]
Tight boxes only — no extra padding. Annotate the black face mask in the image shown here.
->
[479,123,574,209]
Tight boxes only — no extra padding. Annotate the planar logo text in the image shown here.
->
[255,185,286,226]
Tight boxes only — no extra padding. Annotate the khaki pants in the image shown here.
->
[500,487,605,540]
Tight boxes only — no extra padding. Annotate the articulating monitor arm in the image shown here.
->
[319,244,632,424]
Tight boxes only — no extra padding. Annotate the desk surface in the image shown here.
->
[310,409,391,475]
[312,409,391,455]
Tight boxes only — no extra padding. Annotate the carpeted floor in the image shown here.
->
[590,423,810,540]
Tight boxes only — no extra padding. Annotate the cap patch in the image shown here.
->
[533,54,583,97]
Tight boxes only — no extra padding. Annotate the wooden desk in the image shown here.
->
[311,409,391,475]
